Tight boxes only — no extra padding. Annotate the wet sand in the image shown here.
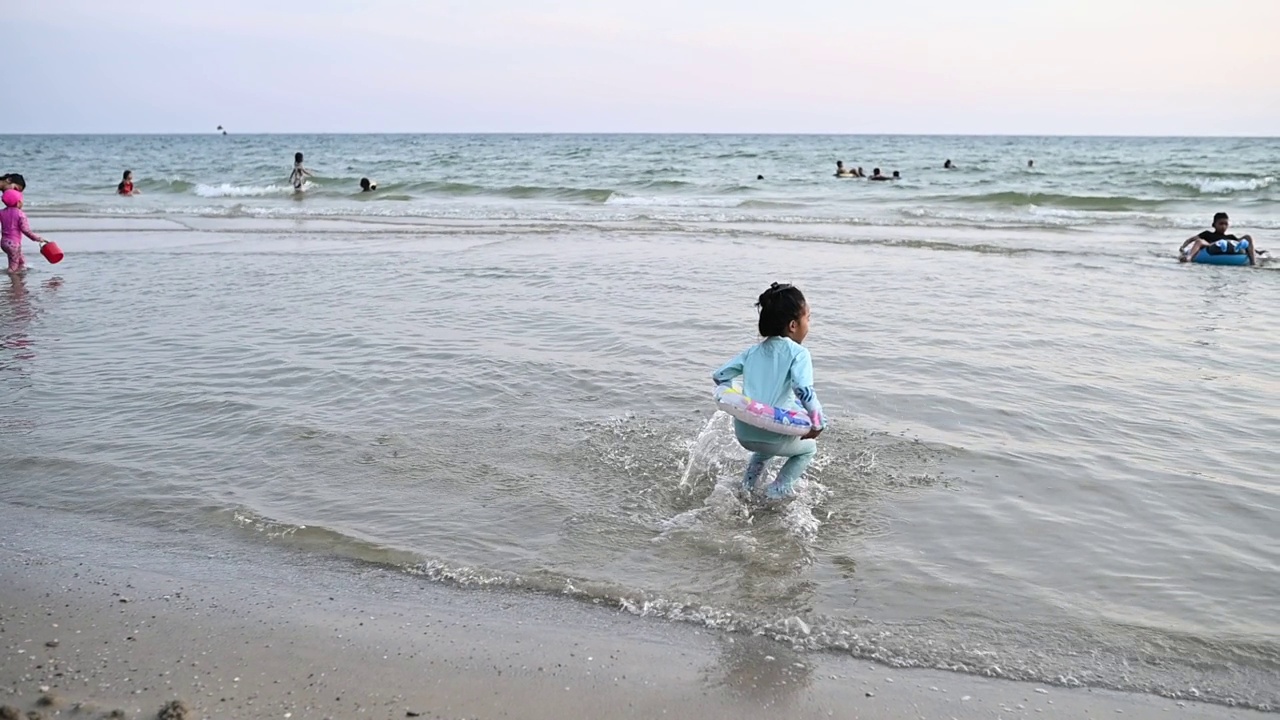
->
[0,505,1266,719]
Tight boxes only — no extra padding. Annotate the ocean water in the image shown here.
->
[2,134,1278,711]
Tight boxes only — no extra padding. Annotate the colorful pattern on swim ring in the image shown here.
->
[713,385,813,437]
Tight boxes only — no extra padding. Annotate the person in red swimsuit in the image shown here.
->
[117,170,138,196]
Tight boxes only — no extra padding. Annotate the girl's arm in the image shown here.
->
[19,213,47,244]
[711,350,746,386]
[789,348,825,430]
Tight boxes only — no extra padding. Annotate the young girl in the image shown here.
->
[0,189,49,275]
[289,152,313,192]
[712,283,826,500]
[117,169,138,196]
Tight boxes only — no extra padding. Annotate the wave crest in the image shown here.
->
[194,183,300,198]
[1186,176,1275,194]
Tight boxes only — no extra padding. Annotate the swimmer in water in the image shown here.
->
[117,170,138,196]
[289,152,313,192]
[359,177,378,192]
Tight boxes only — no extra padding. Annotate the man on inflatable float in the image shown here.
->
[1179,212,1263,266]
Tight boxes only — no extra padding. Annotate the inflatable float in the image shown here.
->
[713,385,813,437]
[1190,238,1252,266]
[1191,248,1249,266]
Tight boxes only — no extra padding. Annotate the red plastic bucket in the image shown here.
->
[40,242,64,264]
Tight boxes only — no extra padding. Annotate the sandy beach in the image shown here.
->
[0,504,1265,720]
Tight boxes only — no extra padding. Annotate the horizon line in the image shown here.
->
[2,131,1277,139]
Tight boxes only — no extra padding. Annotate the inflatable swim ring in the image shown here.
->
[713,385,813,437]
[1192,248,1249,266]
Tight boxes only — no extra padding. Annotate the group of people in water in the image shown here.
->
[834,161,901,181]
[2,153,1268,275]
[836,158,1037,179]
[832,158,1264,265]
[288,152,376,193]
[111,152,379,198]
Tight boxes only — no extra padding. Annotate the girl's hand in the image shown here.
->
[802,427,823,440]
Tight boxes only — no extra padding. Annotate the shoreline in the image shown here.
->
[0,504,1266,719]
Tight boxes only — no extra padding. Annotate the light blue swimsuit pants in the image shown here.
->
[740,437,817,499]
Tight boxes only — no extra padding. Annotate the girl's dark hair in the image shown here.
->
[756,282,806,337]
[294,152,304,163]
[122,169,132,179]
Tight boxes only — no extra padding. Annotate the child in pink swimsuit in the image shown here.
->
[1,189,48,275]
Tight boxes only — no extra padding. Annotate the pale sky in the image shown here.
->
[9,0,1279,135]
